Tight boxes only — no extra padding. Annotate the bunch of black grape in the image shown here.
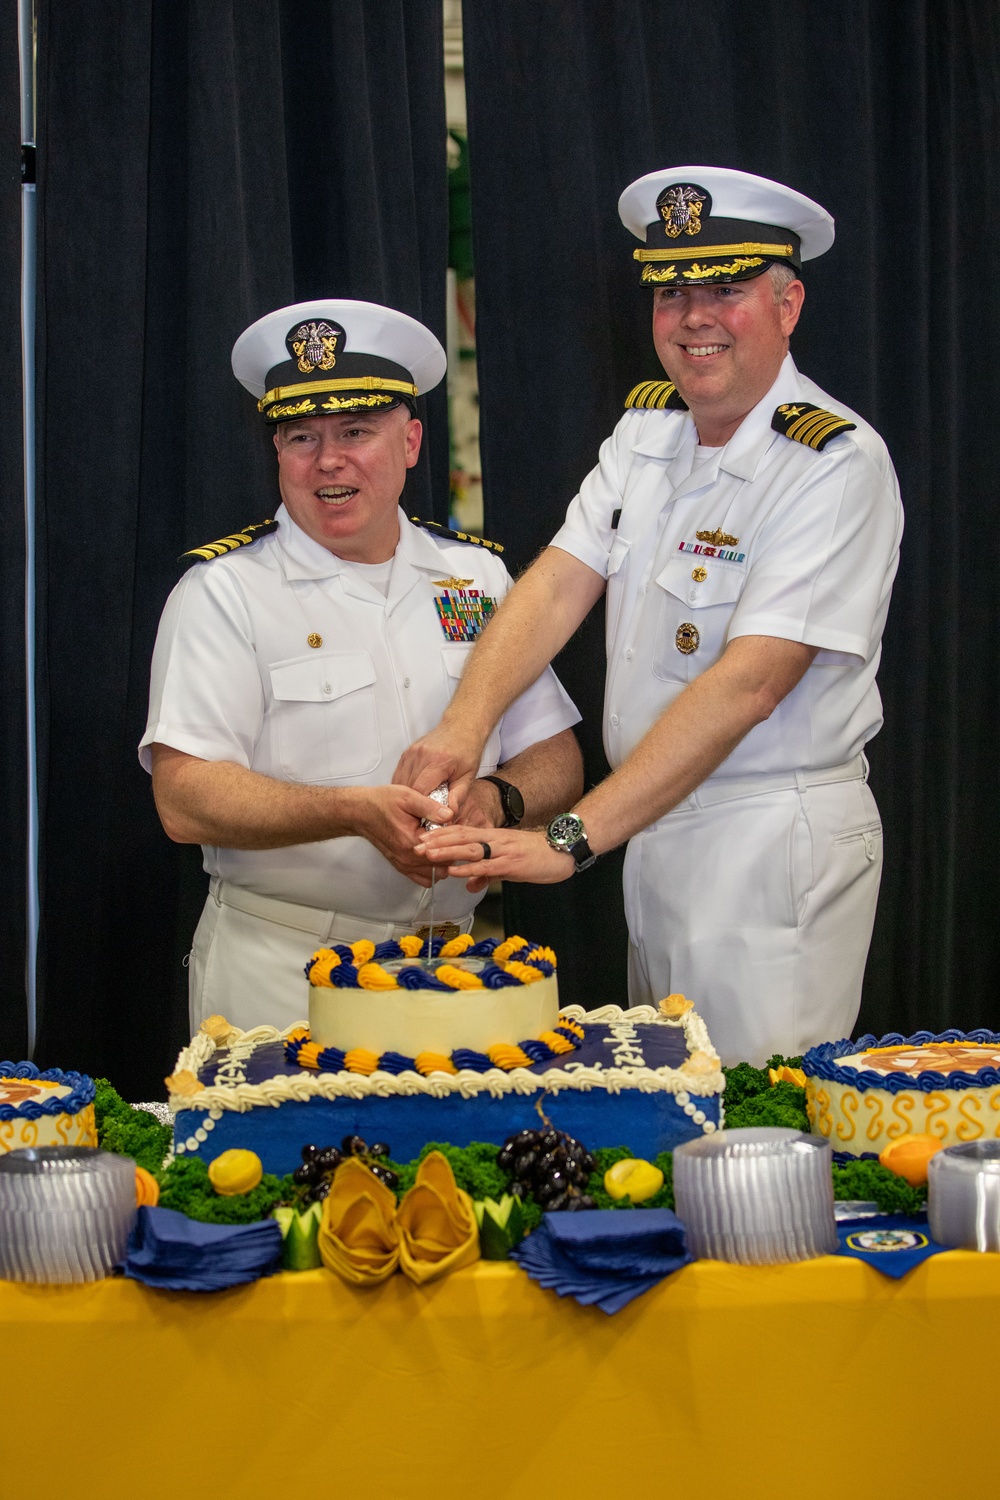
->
[498,1126,597,1212]
[292,1135,398,1202]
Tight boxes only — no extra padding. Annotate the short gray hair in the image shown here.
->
[767,263,798,302]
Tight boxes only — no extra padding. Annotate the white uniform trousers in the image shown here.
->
[623,760,882,1067]
[189,878,474,1035]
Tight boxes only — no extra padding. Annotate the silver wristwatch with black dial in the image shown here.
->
[545,812,597,872]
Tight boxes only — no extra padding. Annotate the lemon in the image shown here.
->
[208,1148,264,1197]
[603,1157,664,1204]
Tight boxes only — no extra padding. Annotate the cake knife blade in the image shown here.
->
[421,783,450,963]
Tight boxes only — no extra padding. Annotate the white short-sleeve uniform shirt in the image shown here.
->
[549,354,903,1065]
[140,505,580,927]
[551,354,902,775]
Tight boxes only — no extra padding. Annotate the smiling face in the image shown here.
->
[273,406,423,562]
[651,271,804,445]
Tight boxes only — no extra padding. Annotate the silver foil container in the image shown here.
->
[928,1140,1000,1252]
[673,1127,838,1264]
[0,1146,137,1283]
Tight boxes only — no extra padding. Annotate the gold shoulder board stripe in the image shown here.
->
[625,379,688,411]
[771,403,857,452]
[181,518,278,564]
[410,517,504,554]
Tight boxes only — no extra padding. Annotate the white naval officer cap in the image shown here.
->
[618,166,835,287]
[231,298,447,424]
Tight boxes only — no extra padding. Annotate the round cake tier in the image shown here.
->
[803,1032,1000,1155]
[309,974,561,1055]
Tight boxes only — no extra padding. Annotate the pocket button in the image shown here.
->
[322,683,333,695]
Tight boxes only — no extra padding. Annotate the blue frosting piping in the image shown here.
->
[329,963,360,987]
[803,1029,1000,1094]
[377,1051,416,1076]
[450,1049,492,1074]
[396,966,453,992]
[480,964,520,989]
[0,1061,95,1121]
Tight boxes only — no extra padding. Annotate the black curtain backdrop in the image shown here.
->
[32,0,447,1096]
[464,0,1000,1035]
[0,0,27,1061]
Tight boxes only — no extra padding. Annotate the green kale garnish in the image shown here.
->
[832,1159,927,1216]
[92,1077,173,1173]
[158,1156,295,1224]
[723,1079,812,1133]
[389,1141,509,1204]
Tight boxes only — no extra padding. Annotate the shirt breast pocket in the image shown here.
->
[441,645,502,773]
[269,651,381,783]
[652,557,746,683]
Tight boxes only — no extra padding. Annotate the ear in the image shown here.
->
[403,417,423,470]
[779,278,805,337]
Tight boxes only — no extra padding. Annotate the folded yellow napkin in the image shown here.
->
[396,1151,480,1285]
[318,1157,400,1286]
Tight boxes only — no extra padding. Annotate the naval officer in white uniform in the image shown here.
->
[140,300,582,1032]
[406,169,903,1066]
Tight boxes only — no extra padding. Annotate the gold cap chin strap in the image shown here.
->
[633,241,794,262]
[258,375,418,412]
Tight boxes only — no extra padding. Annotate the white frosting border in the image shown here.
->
[168,1006,724,1131]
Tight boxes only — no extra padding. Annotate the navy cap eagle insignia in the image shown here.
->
[288,319,342,374]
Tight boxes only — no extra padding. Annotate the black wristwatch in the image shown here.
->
[479,774,525,828]
[545,812,598,872]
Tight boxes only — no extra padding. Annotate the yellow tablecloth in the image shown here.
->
[7,1252,996,1499]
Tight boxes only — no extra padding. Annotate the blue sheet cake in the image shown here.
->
[803,1029,1000,1157]
[167,934,725,1174]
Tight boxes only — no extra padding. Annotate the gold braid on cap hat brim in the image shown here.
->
[633,240,795,262]
[258,375,418,413]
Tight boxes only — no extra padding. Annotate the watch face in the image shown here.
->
[505,783,525,823]
[548,813,584,850]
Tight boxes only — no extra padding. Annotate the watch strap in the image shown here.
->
[479,774,523,828]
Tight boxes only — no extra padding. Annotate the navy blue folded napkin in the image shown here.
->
[835,1213,947,1278]
[512,1208,693,1314]
[124,1206,282,1291]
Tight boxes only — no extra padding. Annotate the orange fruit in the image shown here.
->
[879,1133,945,1186]
[134,1165,160,1207]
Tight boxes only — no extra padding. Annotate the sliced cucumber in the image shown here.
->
[476,1194,526,1260]
[274,1201,323,1271]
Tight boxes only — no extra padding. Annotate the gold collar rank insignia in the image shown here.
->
[696,527,739,548]
[432,577,475,589]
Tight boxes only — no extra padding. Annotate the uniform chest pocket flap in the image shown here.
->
[269,650,380,783]
[652,555,746,683]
